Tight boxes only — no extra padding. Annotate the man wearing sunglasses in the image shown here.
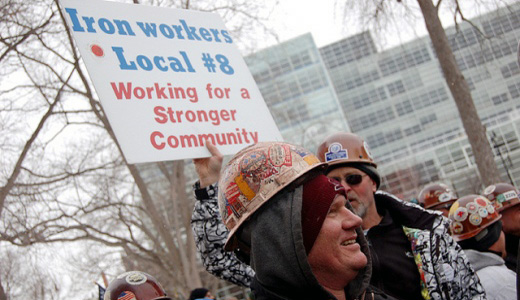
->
[316,132,485,300]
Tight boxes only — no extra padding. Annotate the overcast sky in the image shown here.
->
[266,0,514,50]
[269,0,344,48]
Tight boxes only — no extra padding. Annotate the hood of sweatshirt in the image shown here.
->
[241,186,372,300]
[464,249,505,271]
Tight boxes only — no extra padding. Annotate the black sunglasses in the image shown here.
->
[345,174,368,185]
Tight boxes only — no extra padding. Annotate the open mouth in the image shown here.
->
[341,239,357,246]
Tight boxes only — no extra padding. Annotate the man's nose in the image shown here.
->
[340,179,353,192]
[343,207,362,228]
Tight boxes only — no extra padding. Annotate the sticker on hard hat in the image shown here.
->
[475,197,488,207]
[478,207,488,218]
[500,190,518,202]
[439,192,453,202]
[268,144,292,167]
[484,185,496,195]
[241,151,268,177]
[466,202,478,214]
[325,142,348,162]
[494,200,503,209]
[118,291,137,300]
[125,272,147,285]
[469,213,482,226]
[451,222,463,234]
[224,181,246,218]
[453,207,468,222]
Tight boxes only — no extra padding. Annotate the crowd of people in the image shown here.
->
[94,33,520,300]
[102,131,519,300]
[190,132,519,300]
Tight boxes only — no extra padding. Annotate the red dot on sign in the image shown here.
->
[91,45,104,57]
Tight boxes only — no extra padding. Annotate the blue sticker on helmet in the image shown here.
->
[325,142,348,162]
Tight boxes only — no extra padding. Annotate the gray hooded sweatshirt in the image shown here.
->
[239,186,381,300]
[463,249,516,300]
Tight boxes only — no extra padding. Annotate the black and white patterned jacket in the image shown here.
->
[191,183,254,287]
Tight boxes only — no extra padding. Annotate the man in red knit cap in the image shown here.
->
[206,141,393,300]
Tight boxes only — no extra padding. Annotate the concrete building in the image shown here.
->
[245,3,520,200]
[244,33,350,152]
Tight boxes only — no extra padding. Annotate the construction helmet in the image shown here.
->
[316,132,376,167]
[218,141,326,251]
[448,195,501,242]
[104,271,172,300]
[482,183,520,212]
[418,183,457,209]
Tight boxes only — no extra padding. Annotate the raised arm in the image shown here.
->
[191,142,255,287]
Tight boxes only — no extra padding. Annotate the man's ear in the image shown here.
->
[370,178,377,192]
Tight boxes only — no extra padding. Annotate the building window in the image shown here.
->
[482,9,520,37]
[501,61,520,79]
[350,87,388,109]
[387,80,406,96]
[420,113,437,126]
[378,46,431,77]
[491,93,509,105]
[404,125,421,136]
[395,100,413,116]
[508,81,520,99]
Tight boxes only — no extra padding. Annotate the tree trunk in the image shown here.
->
[416,0,502,186]
[0,277,6,300]
[167,160,203,289]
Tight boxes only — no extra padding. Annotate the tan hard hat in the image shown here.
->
[218,141,326,251]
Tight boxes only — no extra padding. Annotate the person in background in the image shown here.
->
[448,194,516,299]
[315,132,484,300]
[103,271,173,300]
[418,182,458,217]
[189,288,215,300]
[483,182,519,272]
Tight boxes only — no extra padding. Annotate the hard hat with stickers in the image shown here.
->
[448,195,501,242]
[104,271,172,300]
[482,183,520,212]
[418,183,458,209]
[218,141,326,251]
[316,132,376,167]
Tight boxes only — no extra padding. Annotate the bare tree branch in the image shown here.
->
[0,67,74,218]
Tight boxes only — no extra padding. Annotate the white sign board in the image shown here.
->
[59,0,282,163]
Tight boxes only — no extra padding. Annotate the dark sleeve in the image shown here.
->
[191,182,255,287]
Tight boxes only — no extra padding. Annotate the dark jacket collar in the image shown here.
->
[374,191,441,230]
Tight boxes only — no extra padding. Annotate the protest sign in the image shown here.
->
[60,0,282,163]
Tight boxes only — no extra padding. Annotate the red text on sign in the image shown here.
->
[153,106,237,126]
